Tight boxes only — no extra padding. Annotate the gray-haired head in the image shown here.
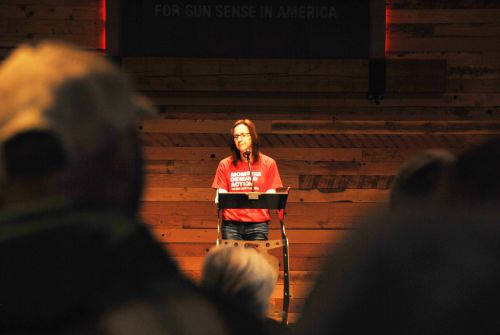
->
[201,246,277,318]
[0,40,155,213]
[0,40,155,180]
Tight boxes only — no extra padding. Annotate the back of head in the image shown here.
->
[0,41,155,212]
[297,207,500,335]
[438,136,500,206]
[201,246,278,318]
[390,149,455,210]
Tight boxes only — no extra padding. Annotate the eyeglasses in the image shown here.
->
[233,133,250,140]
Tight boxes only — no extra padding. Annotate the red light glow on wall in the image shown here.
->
[100,0,106,50]
[385,5,390,54]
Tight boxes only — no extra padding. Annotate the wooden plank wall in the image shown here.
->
[1,0,500,323]
[0,0,104,57]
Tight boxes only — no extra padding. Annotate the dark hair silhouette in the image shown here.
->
[439,136,500,206]
[390,149,454,209]
[297,207,500,335]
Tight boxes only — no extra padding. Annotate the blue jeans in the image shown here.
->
[221,221,269,240]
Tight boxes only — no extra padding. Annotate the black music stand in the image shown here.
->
[216,191,291,325]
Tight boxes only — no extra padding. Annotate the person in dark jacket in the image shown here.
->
[0,41,242,334]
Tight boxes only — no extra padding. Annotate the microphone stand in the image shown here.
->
[245,153,255,192]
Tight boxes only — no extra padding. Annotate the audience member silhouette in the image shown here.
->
[0,41,232,334]
[296,207,500,335]
[298,142,500,334]
[389,149,455,209]
[436,136,500,206]
[201,246,287,334]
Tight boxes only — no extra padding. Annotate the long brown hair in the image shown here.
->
[229,119,261,165]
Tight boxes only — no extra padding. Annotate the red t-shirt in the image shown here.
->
[212,153,283,222]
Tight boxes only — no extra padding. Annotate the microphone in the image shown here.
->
[243,150,254,191]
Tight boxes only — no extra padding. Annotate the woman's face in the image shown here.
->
[233,123,252,155]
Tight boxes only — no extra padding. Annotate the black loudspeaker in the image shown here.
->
[368,58,386,103]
